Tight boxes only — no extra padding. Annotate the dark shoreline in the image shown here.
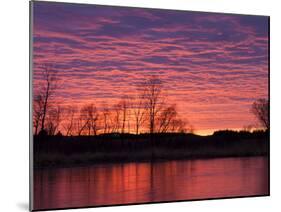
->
[33,130,269,169]
[34,154,268,170]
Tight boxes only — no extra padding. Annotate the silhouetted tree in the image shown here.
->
[38,64,58,133]
[86,104,99,136]
[46,105,61,135]
[112,103,122,133]
[102,106,110,134]
[76,106,90,136]
[142,77,164,134]
[120,97,129,134]
[76,104,99,135]
[170,118,186,133]
[62,106,76,136]
[74,117,84,136]
[33,94,44,135]
[132,95,146,134]
[127,111,131,134]
[157,105,177,133]
[251,99,269,130]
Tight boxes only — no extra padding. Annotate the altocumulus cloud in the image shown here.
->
[33,2,268,134]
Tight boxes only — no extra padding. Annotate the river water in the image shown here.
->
[34,156,269,210]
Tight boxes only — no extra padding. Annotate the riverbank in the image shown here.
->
[33,130,269,169]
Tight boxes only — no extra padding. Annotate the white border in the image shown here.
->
[1,0,280,212]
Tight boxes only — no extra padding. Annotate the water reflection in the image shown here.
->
[34,156,268,210]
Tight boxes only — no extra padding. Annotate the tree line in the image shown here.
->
[33,64,269,136]
[33,65,191,136]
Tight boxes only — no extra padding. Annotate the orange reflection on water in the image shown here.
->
[34,156,268,210]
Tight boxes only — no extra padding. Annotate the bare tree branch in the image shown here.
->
[251,98,269,130]
[142,77,164,134]
[38,64,58,134]
[62,106,77,136]
[33,94,44,135]
[132,94,146,134]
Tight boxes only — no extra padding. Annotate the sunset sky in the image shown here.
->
[33,2,269,135]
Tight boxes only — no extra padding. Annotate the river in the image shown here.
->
[34,156,269,210]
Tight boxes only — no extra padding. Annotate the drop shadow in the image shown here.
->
[16,202,29,211]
